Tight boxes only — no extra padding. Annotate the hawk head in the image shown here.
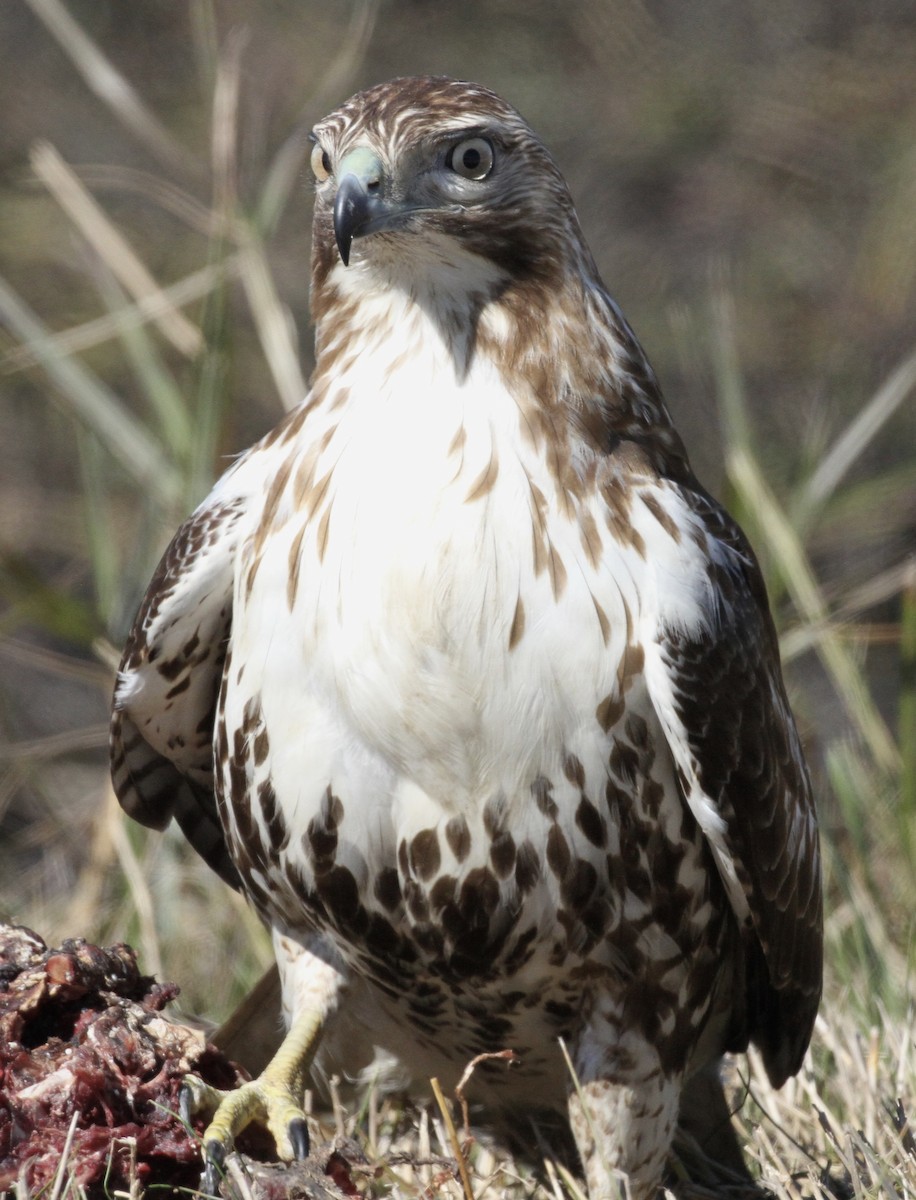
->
[307,76,689,479]
[308,76,587,292]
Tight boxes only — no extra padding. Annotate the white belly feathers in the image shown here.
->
[217,295,712,985]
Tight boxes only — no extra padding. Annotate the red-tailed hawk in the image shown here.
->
[110,76,822,1198]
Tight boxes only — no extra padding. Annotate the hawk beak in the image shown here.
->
[333,149,385,267]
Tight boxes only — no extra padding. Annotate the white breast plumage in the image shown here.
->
[230,291,648,834]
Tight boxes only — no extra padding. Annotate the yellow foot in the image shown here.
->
[181,1007,323,1195]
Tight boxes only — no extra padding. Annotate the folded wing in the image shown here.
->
[110,479,252,890]
[645,486,822,1085]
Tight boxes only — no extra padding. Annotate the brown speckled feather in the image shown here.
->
[653,486,821,1085]
[110,496,247,890]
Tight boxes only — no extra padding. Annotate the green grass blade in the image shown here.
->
[238,224,306,412]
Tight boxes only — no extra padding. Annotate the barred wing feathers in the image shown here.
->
[645,487,822,1086]
[110,471,253,891]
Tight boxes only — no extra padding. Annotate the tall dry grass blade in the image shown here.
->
[70,164,219,236]
[238,227,306,411]
[552,1160,589,1200]
[800,347,916,515]
[729,446,899,773]
[0,725,108,762]
[226,1155,258,1200]
[542,1154,568,1200]
[87,261,193,459]
[781,622,893,663]
[0,639,110,688]
[212,28,248,222]
[205,29,290,416]
[23,0,194,175]
[430,1076,475,1200]
[31,141,203,358]
[710,287,899,773]
[1,261,236,375]
[0,275,182,506]
[832,559,916,623]
[48,1110,80,1200]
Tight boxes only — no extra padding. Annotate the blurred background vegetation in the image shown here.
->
[1,0,914,1068]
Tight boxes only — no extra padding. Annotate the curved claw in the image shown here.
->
[288,1116,310,1160]
[180,1074,229,1126]
[202,1138,227,1197]
[186,1006,323,1177]
[179,1083,194,1128]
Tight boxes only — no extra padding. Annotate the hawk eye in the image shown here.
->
[310,143,332,182]
[447,137,494,181]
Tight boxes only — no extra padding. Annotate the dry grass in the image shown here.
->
[1,3,915,1197]
[9,1004,914,1200]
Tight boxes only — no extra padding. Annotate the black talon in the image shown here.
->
[289,1116,310,1160]
[179,1083,194,1127]
[202,1140,226,1197]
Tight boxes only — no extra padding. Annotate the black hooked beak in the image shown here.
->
[333,149,385,266]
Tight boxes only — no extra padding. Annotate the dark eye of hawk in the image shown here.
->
[310,143,332,182]
[446,137,494,181]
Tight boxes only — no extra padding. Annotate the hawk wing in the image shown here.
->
[644,486,822,1087]
[110,467,253,891]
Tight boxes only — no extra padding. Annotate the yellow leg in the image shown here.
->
[182,1006,324,1193]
